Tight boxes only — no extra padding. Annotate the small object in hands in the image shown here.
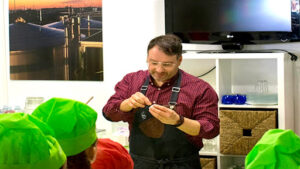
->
[139,118,165,138]
[135,105,164,138]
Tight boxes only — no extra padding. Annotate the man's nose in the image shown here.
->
[155,64,165,72]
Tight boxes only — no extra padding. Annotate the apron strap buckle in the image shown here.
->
[141,85,148,91]
[168,102,177,110]
[172,87,180,92]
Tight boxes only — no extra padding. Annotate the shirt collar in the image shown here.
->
[148,70,180,88]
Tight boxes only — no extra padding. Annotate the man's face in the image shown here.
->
[147,45,182,85]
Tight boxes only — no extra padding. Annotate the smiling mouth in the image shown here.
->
[155,73,166,78]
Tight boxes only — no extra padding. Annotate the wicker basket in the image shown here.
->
[200,157,216,169]
[219,109,276,155]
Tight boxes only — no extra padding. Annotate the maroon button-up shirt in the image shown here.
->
[102,69,219,149]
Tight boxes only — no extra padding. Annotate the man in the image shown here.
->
[103,34,220,169]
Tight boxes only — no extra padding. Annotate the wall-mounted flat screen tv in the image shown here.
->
[165,0,300,49]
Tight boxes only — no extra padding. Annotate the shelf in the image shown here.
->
[220,156,245,169]
[181,52,294,169]
[183,51,285,59]
[199,151,218,156]
[219,154,246,157]
[219,104,278,109]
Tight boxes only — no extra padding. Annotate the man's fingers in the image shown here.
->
[149,104,179,125]
[149,105,169,117]
[148,107,163,119]
[131,92,152,106]
[150,105,170,114]
[128,98,145,108]
[144,98,152,106]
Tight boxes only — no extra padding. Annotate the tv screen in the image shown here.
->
[165,0,300,48]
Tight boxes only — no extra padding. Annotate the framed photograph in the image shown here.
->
[9,0,103,81]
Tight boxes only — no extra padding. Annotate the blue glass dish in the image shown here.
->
[234,94,247,104]
[222,95,235,104]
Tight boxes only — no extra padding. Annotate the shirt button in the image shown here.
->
[151,83,154,85]
[153,101,156,104]
[158,88,161,90]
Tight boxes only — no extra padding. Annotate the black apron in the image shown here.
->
[130,72,201,169]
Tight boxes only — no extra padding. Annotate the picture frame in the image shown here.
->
[9,0,103,81]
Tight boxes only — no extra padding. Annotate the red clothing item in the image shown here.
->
[102,69,220,149]
[91,138,134,169]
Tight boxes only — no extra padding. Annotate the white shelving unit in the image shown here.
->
[180,51,295,169]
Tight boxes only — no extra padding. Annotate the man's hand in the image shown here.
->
[149,104,201,136]
[149,104,180,125]
[120,92,152,112]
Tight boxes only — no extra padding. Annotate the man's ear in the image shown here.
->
[177,55,183,66]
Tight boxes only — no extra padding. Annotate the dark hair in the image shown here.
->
[147,34,182,59]
[67,151,91,169]
[66,140,97,169]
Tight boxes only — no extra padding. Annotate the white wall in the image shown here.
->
[1,0,299,135]
[0,1,8,107]
[0,0,165,134]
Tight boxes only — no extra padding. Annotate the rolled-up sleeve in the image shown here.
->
[186,84,220,147]
[195,86,219,139]
[102,75,135,122]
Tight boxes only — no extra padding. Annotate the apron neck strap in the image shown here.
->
[169,71,181,109]
[140,76,150,95]
[140,71,182,110]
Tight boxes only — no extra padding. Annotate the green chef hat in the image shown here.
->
[32,97,98,156]
[245,129,300,169]
[0,113,66,169]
